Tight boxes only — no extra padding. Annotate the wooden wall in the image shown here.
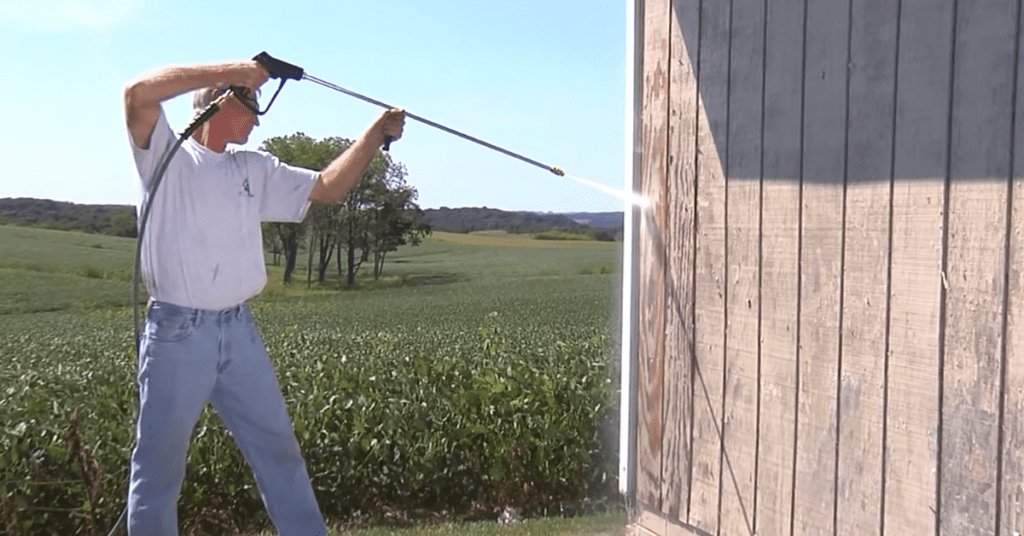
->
[632,0,1024,534]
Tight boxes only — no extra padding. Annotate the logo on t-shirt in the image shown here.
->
[241,179,254,198]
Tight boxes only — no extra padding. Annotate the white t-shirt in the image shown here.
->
[130,109,319,310]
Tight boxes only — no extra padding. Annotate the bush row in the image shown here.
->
[1,280,620,534]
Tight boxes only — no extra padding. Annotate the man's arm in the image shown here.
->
[124,60,269,150]
[309,109,406,204]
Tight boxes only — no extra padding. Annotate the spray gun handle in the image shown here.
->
[253,52,304,81]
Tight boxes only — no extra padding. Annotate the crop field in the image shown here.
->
[0,225,623,535]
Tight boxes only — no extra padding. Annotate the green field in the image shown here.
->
[0,225,624,534]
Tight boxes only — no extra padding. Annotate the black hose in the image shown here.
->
[132,92,232,345]
[109,91,231,536]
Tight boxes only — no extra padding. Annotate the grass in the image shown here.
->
[0,224,623,308]
[0,225,136,313]
[0,224,135,275]
[254,511,628,536]
[0,267,132,313]
[265,230,621,290]
[434,231,614,250]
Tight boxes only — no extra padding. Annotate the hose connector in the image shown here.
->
[183,90,232,136]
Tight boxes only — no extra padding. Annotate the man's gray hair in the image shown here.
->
[192,85,231,119]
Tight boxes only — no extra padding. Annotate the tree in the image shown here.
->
[369,180,430,280]
[306,202,340,284]
[261,221,306,281]
[260,133,428,287]
[329,152,429,286]
[260,133,350,283]
[106,209,138,238]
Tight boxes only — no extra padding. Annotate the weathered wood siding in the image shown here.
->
[632,0,1024,534]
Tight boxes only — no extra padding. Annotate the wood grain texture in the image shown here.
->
[833,0,898,534]
[638,1,1024,535]
[659,0,699,522]
[938,0,1016,534]
[1002,4,1024,533]
[753,0,804,534]
[637,0,671,510]
[688,0,730,530]
[791,0,849,534]
[638,505,719,536]
[882,1,953,533]
[718,0,764,534]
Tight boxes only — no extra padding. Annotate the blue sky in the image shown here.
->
[0,0,627,213]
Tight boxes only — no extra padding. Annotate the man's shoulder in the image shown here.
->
[227,148,275,168]
[229,149,318,175]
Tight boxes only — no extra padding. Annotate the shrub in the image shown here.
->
[1,280,619,533]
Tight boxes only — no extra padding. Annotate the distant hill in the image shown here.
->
[0,197,137,237]
[422,207,581,234]
[0,198,623,241]
[422,207,623,234]
[560,212,623,229]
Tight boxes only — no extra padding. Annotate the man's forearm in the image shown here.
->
[310,109,405,203]
[312,128,387,204]
[124,60,268,150]
[124,61,259,112]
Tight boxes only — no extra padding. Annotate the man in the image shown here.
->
[124,58,404,535]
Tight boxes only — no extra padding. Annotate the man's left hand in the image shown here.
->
[379,108,406,146]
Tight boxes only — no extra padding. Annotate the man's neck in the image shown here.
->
[192,126,227,153]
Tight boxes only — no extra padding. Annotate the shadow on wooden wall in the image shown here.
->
[632,0,1024,535]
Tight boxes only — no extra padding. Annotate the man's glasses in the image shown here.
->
[227,85,262,115]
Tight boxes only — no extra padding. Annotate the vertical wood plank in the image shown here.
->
[883,0,953,533]
[792,0,849,533]
[718,0,764,534]
[637,0,671,511]
[938,0,1016,533]
[1002,3,1024,533]
[660,0,699,522]
[834,0,898,534]
[689,0,730,530]
[754,0,804,534]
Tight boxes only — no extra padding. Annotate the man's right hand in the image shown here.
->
[124,60,270,150]
[240,61,270,95]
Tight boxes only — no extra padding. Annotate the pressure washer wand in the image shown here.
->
[253,52,564,176]
[300,73,565,176]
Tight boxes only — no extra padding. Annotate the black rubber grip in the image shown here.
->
[253,52,304,81]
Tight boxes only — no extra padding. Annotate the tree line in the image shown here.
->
[421,207,622,241]
[0,198,138,237]
[260,133,430,287]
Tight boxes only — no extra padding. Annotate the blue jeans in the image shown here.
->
[128,301,326,536]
